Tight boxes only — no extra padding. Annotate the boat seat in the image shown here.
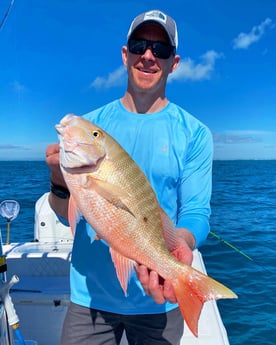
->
[34,193,73,243]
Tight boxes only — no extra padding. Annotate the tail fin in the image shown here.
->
[172,267,237,337]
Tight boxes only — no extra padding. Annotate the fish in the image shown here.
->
[56,113,237,337]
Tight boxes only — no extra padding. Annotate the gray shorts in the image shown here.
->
[60,302,184,345]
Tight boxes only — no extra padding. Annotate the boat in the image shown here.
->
[0,194,231,345]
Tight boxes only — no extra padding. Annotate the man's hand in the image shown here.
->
[46,143,66,188]
[46,144,69,219]
[135,229,194,304]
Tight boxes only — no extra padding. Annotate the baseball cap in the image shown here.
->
[127,10,178,49]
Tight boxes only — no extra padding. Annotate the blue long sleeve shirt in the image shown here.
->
[70,99,213,314]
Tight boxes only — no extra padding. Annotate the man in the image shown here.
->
[46,9,213,345]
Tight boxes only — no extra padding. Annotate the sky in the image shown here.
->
[0,0,275,160]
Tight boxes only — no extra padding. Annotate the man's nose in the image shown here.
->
[141,46,155,60]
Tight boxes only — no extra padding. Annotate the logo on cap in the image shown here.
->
[143,10,167,24]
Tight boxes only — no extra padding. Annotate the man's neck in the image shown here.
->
[121,91,168,114]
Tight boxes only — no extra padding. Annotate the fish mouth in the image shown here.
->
[55,123,64,135]
[61,161,101,174]
[59,145,105,174]
[55,114,73,136]
[56,114,106,173]
[58,137,104,173]
[57,136,105,174]
[56,114,77,131]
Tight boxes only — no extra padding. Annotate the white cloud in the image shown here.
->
[232,18,274,50]
[213,132,262,144]
[10,80,27,93]
[213,130,276,144]
[90,65,126,89]
[222,130,272,136]
[213,130,276,160]
[0,144,29,150]
[0,143,48,160]
[90,50,223,89]
[169,50,223,82]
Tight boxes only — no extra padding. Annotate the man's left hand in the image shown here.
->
[135,231,194,304]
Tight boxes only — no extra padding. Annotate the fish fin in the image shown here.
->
[110,247,136,296]
[160,208,194,256]
[68,196,81,235]
[87,177,135,217]
[172,266,237,337]
[159,207,178,251]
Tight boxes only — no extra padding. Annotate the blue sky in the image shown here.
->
[0,0,275,160]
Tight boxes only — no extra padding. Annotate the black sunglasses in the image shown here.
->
[128,39,175,59]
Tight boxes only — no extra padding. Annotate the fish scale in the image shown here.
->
[96,144,164,251]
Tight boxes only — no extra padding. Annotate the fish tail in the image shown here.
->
[172,267,237,337]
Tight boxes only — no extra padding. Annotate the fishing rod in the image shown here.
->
[0,200,26,345]
[210,230,273,274]
[0,0,15,31]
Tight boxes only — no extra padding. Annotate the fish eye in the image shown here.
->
[92,130,102,138]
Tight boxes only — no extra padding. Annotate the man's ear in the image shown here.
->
[122,46,128,67]
[170,54,180,73]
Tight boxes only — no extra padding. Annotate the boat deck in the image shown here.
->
[4,242,230,345]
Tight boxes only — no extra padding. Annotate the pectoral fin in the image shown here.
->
[86,176,135,217]
[68,196,82,235]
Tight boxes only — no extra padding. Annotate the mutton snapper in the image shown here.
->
[56,114,237,337]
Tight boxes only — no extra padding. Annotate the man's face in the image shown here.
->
[122,23,180,95]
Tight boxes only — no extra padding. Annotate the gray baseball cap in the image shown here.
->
[127,10,178,48]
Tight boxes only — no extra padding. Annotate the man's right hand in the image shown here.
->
[46,143,69,219]
[46,143,66,188]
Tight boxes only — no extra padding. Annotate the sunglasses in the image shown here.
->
[128,39,175,59]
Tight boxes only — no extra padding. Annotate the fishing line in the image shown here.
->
[210,231,274,274]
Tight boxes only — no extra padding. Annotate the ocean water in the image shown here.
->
[0,160,275,345]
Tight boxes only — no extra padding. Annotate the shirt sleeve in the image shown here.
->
[176,125,213,248]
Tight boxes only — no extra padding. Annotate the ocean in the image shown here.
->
[0,160,275,345]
